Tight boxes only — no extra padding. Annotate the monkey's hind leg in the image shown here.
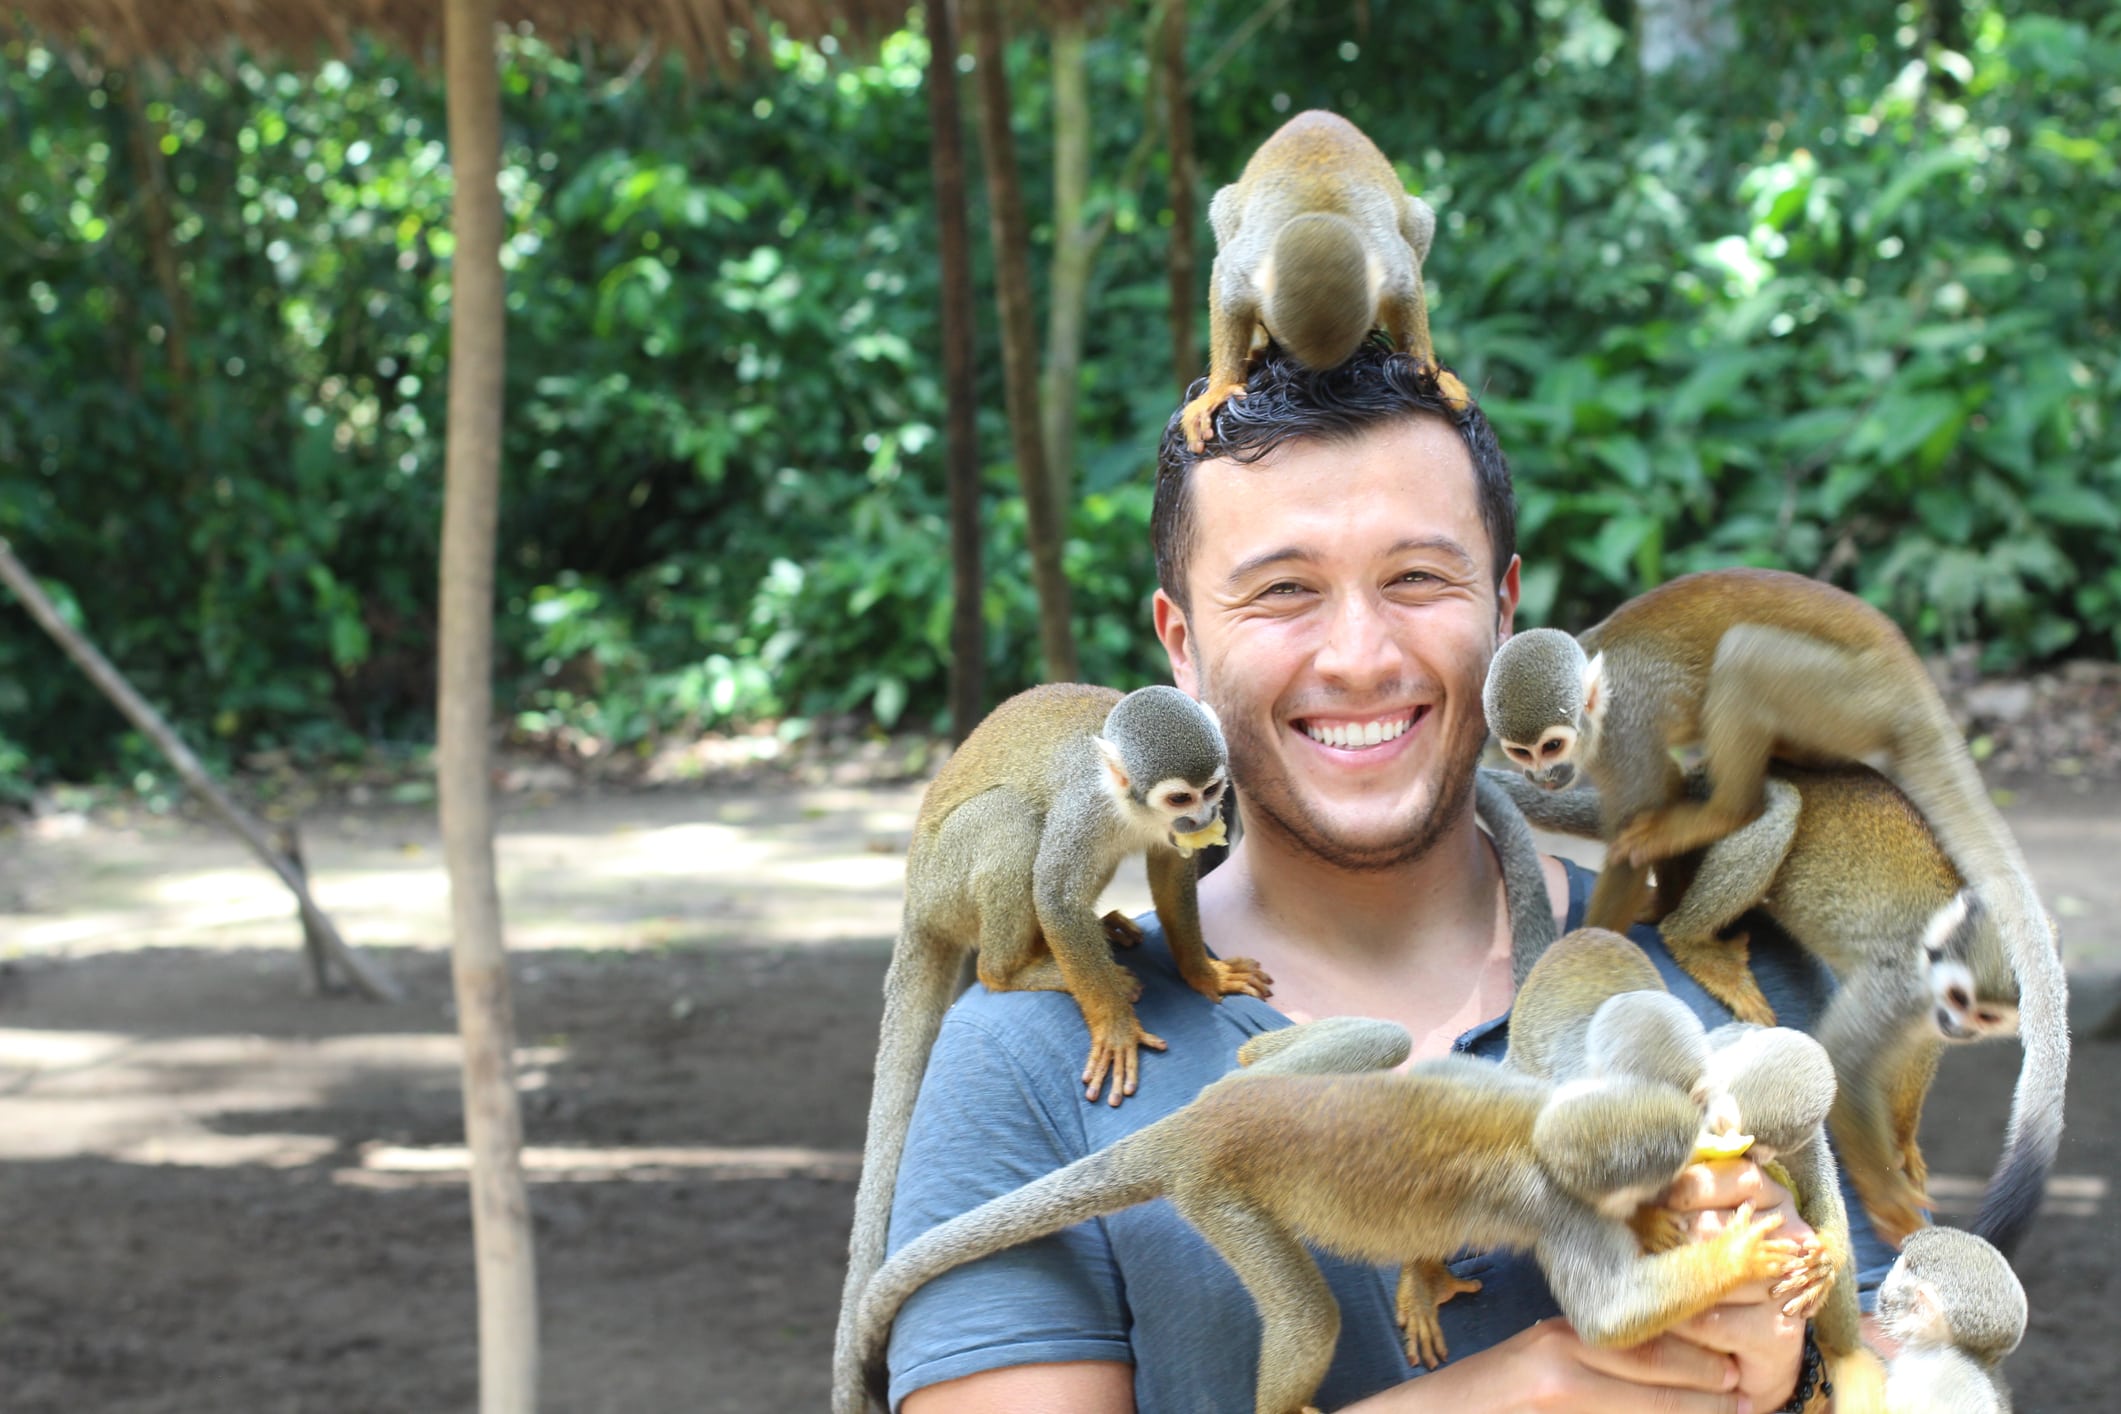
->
[1179,1196,1340,1414]
[1656,779,1803,1025]
[1149,847,1274,1003]
[1100,909,1145,949]
[1180,289,1260,452]
[1395,1258,1482,1369]
[1820,974,1938,1244]
[1582,854,1656,934]
[1380,282,1469,411]
[1613,627,1883,867]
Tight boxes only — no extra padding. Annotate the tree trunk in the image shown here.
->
[440,4,539,1411]
[0,537,399,1002]
[1160,0,1199,392]
[966,0,1079,683]
[1636,0,1737,74]
[926,0,986,742]
[1039,13,1092,522]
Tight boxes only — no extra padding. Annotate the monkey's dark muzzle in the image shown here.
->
[1529,764,1576,790]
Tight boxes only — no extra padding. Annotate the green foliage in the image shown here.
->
[0,1,2116,797]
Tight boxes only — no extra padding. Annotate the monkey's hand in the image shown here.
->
[1414,360,1471,412]
[1081,1013,1168,1107]
[1178,954,1274,1003]
[1395,1258,1482,1369]
[1100,910,1146,950]
[1179,381,1248,452]
[1611,802,1752,868]
[1707,1202,1802,1287]
[1769,1233,1836,1321]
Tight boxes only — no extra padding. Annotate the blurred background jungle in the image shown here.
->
[3,0,2117,800]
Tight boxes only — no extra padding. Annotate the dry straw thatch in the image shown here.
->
[0,0,912,73]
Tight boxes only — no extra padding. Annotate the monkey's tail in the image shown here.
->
[1473,770,1560,985]
[1966,882,2071,1257]
[831,934,966,1414]
[853,1128,1169,1408]
[1891,711,2069,1256]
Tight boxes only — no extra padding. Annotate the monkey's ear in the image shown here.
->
[1581,651,1607,725]
[1197,699,1223,733]
[1094,736,1132,795]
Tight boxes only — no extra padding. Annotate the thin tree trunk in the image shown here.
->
[441,4,538,1410]
[926,0,986,741]
[0,537,399,1003]
[1160,0,1199,392]
[966,0,1079,683]
[1039,14,1092,521]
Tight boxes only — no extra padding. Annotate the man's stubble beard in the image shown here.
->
[1206,668,1490,874]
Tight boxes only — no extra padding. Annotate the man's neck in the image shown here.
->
[1197,802,1517,1053]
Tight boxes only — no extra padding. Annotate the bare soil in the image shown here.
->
[0,782,2115,1411]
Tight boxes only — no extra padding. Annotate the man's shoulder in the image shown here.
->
[937,911,1286,1124]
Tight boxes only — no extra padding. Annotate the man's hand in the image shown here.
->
[1660,1158,1811,1408]
[1345,1316,1754,1412]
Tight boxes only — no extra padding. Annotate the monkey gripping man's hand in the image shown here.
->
[1661,1158,1813,1410]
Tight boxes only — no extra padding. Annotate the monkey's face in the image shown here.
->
[1875,1263,1951,1348]
[1138,773,1228,842]
[1925,955,2017,1042]
[1496,724,1579,791]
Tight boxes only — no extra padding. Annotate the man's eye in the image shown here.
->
[1264,581,1302,596]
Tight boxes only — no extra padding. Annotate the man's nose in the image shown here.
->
[1313,592,1404,688]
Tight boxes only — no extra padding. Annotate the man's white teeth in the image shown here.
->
[1304,716,1412,750]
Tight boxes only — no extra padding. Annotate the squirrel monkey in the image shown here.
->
[1490,761,2065,1253]
[852,1017,1799,1414]
[1498,931,1885,1407]
[830,684,1272,1414]
[1481,567,2068,1254]
[1179,109,1469,452]
[1877,1226,2026,1413]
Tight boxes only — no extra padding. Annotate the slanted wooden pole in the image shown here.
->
[439,1,538,1409]
[0,536,399,1002]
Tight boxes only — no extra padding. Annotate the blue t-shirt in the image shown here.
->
[883,857,1896,1412]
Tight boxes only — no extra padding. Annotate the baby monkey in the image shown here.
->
[1180,109,1468,451]
[1878,1227,2027,1413]
[853,1012,1800,1414]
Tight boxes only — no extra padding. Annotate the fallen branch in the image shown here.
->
[0,535,401,1002]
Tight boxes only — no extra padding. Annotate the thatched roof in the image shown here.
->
[1,0,912,74]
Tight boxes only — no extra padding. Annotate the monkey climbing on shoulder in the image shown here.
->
[1481,567,2068,1255]
[1179,109,1468,452]
[1877,1226,2026,1414]
[1491,759,2061,1252]
[853,1019,1800,1414]
[830,683,1272,1414]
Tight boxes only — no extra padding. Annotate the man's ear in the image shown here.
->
[1582,650,1606,726]
[1152,588,1200,698]
[1495,553,1522,639]
[1094,736,1132,795]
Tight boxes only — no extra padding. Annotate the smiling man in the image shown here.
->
[876,345,1885,1413]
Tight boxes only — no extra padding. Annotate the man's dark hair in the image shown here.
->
[1151,341,1517,610]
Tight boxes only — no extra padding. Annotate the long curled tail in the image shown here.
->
[1971,875,2070,1257]
[854,1128,1169,1409]
[831,937,966,1414]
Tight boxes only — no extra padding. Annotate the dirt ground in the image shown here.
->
[1,780,2117,1412]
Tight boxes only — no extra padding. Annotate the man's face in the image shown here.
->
[1153,416,1519,871]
